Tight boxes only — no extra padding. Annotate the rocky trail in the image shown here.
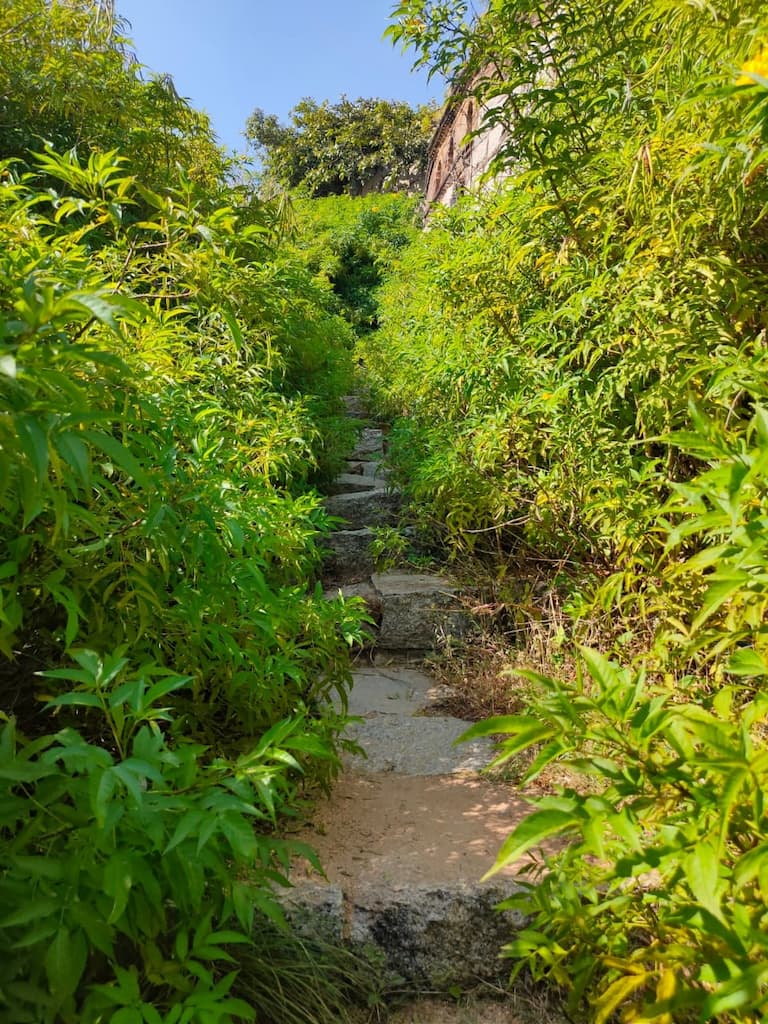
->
[283,398,566,1023]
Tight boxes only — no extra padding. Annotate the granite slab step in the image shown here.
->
[350,428,385,461]
[283,771,540,987]
[341,665,450,717]
[322,527,377,579]
[372,571,471,651]
[345,715,494,775]
[385,997,569,1024]
[327,472,387,495]
[362,460,388,479]
[323,581,382,621]
[342,395,369,418]
[282,878,520,988]
[324,489,401,530]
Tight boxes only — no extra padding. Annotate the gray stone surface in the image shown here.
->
[342,395,368,418]
[350,428,385,460]
[327,472,387,495]
[322,528,376,579]
[303,398,527,995]
[362,460,388,480]
[283,880,523,987]
[372,572,470,651]
[339,666,449,717]
[279,883,345,943]
[344,715,495,775]
[323,581,382,618]
[350,882,524,986]
[324,489,401,530]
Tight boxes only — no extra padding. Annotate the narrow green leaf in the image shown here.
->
[0,899,59,929]
[45,927,87,1002]
[16,415,49,481]
[80,430,151,490]
[484,808,576,879]
[54,431,90,486]
[47,693,103,710]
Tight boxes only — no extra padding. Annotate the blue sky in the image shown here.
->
[116,1,445,155]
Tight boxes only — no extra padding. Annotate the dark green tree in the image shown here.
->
[245,96,434,197]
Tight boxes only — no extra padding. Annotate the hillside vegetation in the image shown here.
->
[4,0,768,1021]
[0,3,371,1021]
[356,1,768,1020]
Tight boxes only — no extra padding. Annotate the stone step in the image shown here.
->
[298,399,543,995]
[342,394,369,419]
[285,771,536,987]
[283,878,519,988]
[326,472,387,496]
[322,528,377,579]
[345,715,494,774]
[385,997,568,1024]
[345,458,389,479]
[341,665,451,717]
[324,489,401,530]
[372,571,470,651]
[350,428,385,461]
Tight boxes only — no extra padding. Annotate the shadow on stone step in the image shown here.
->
[322,528,377,580]
[324,489,401,531]
[342,395,369,419]
[321,570,474,659]
[282,881,524,989]
[372,572,471,652]
[327,472,388,496]
[350,427,386,461]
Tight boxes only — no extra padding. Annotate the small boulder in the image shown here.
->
[322,528,377,579]
[372,572,470,651]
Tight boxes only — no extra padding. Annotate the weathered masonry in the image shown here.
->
[423,78,507,213]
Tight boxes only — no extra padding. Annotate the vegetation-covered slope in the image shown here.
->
[357,1,768,1020]
[0,4,369,1021]
[5,0,768,1020]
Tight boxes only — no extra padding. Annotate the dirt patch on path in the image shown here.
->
[351,994,568,1024]
[291,771,551,886]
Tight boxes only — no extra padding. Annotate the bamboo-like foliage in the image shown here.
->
[361,1,768,1019]
[0,5,371,1020]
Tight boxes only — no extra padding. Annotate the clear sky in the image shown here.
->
[116,1,445,155]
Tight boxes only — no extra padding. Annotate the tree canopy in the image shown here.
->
[246,96,434,197]
[0,0,226,188]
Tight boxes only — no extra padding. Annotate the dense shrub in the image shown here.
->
[359,1,768,1018]
[0,5,368,1019]
[290,192,419,333]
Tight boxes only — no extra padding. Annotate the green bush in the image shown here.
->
[0,140,364,1023]
[361,2,768,1019]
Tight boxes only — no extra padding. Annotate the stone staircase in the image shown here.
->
[285,398,542,1001]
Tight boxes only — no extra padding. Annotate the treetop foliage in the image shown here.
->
[245,95,435,197]
[0,0,227,188]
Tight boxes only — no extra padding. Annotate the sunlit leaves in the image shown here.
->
[0,79,363,1024]
[372,0,768,1020]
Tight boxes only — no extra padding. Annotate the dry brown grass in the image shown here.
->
[424,575,580,722]
[421,582,605,797]
[349,982,570,1024]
